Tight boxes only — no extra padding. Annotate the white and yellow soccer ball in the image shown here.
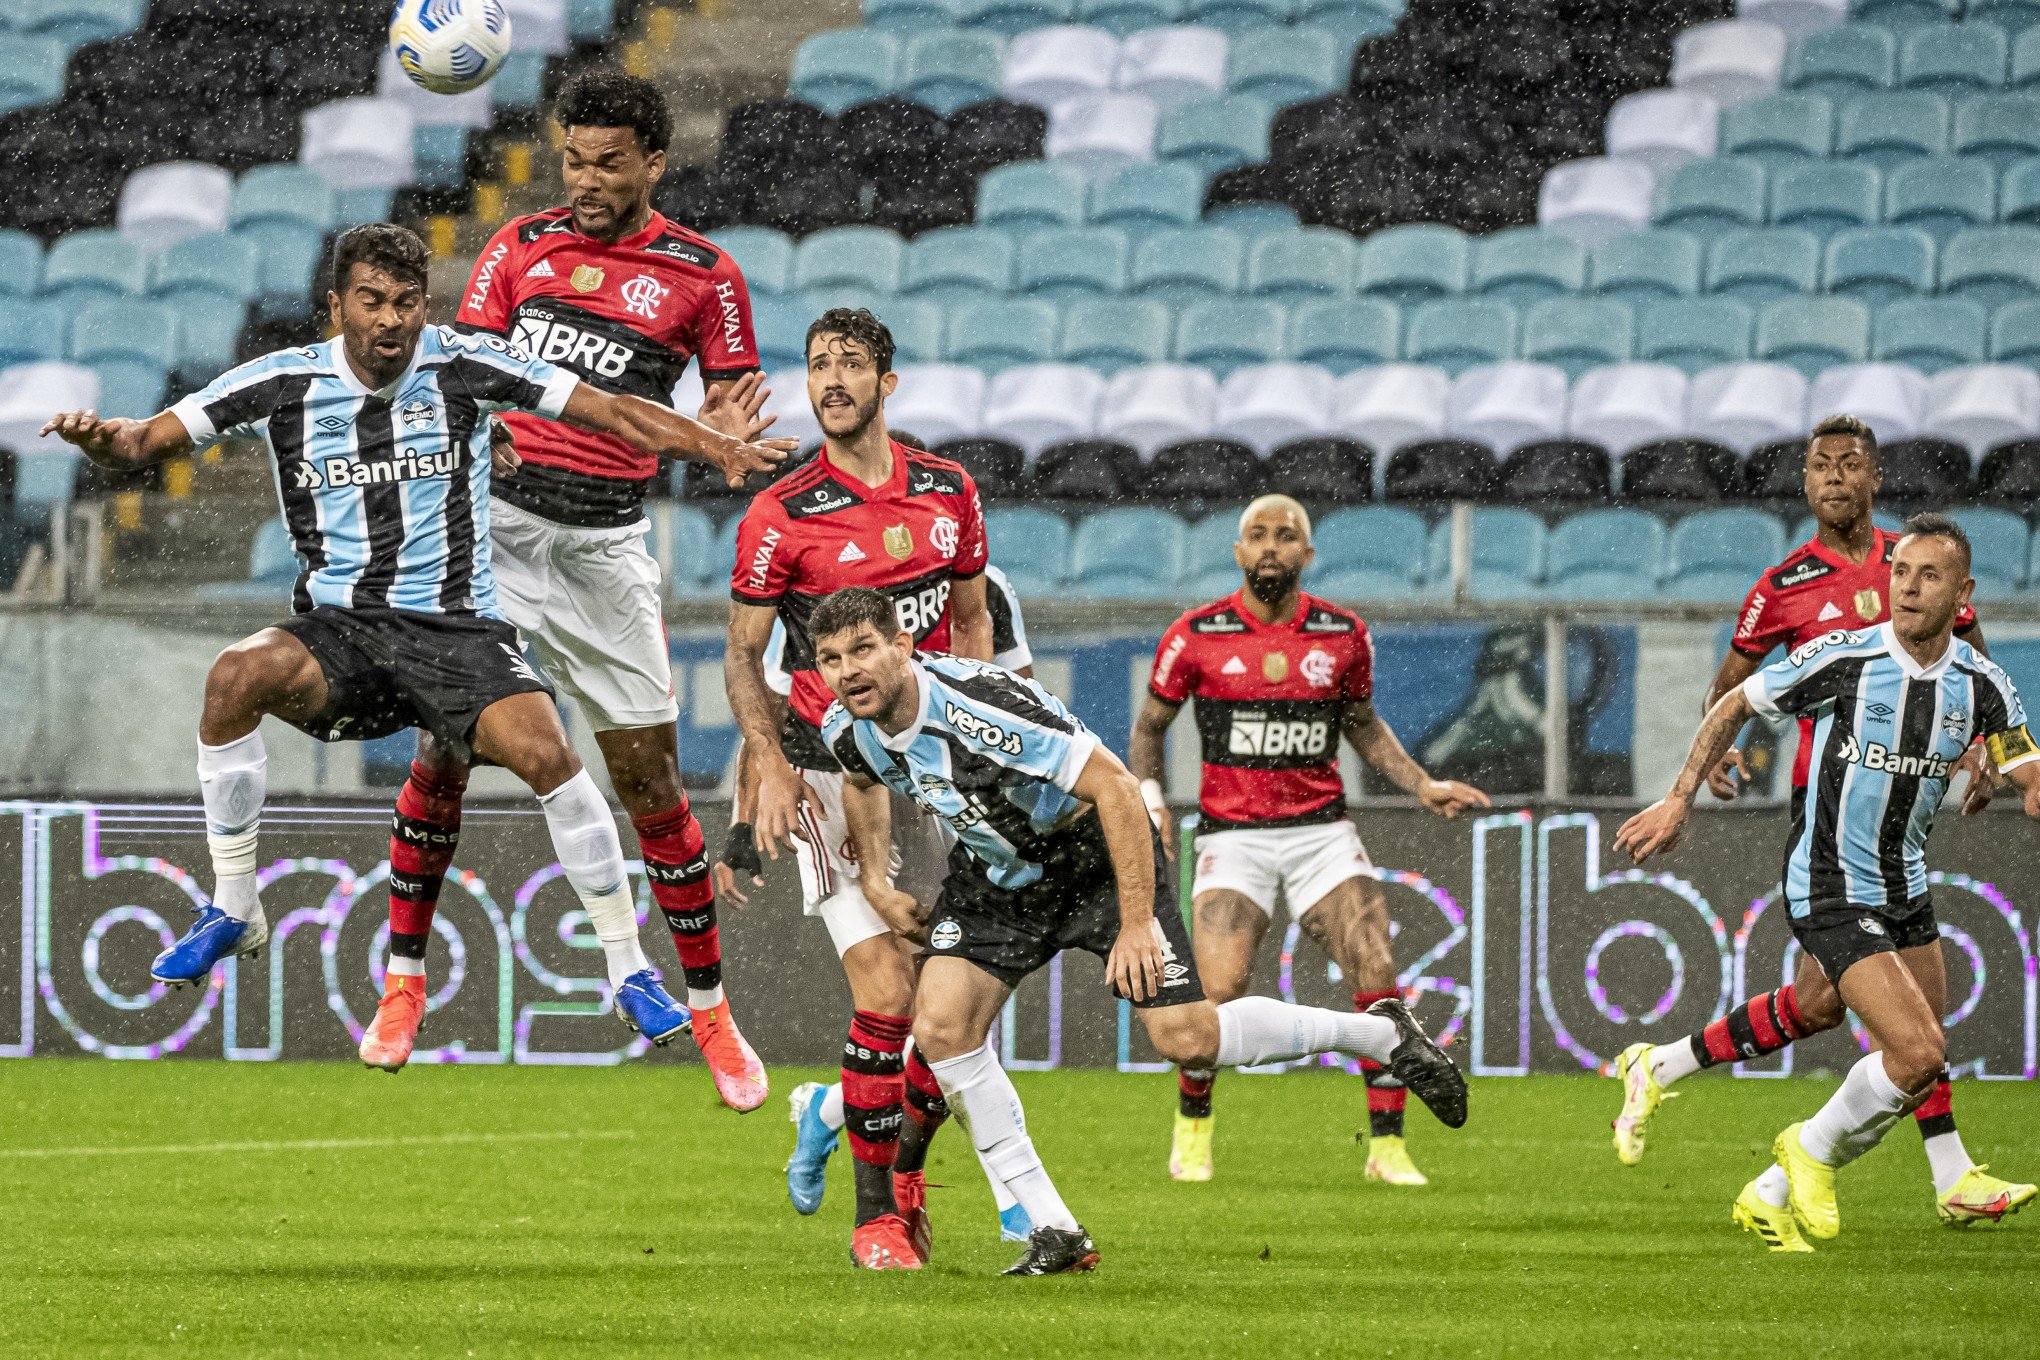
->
[389,0,514,96]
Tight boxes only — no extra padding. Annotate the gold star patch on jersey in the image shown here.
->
[571,264,605,293]
[1262,652,1289,683]
[883,524,913,560]
[1853,587,1881,621]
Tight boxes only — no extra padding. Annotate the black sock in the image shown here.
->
[853,1157,898,1226]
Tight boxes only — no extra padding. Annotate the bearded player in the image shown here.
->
[354,73,775,1111]
[1129,495,1489,1186]
[722,309,994,1268]
[1609,415,2033,1225]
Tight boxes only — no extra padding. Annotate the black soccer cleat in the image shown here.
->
[1001,1224,1100,1276]
[1367,996,1468,1130]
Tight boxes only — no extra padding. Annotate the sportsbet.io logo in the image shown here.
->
[929,921,962,950]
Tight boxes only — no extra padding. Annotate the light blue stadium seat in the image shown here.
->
[1639,297,1755,373]
[1228,26,1342,106]
[1204,201,1301,237]
[1523,298,1634,379]
[1424,509,1547,600]
[790,30,903,115]
[1357,223,1470,303]
[333,187,395,228]
[150,232,262,307]
[1850,0,1959,29]
[752,294,814,370]
[2019,27,2040,86]
[1948,506,2029,594]
[1719,92,1835,165]
[412,125,469,191]
[170,295,247,378]
[1837,91,1950,166]
[0,297,68,367]
[1757,296,1872,377]
[43,230,146,300]
[1664,508,1788,602]
[709,227,795,295]
[648,504,716,596]
[567,0,620,43]
[1128,225,1245,303]
[903,225,1015,301]
[1952,92,2040,167]
[1059,297,1173,374]
[1156,94,1275,179]
[1472,228,1587,306]
[2004,154,2040,223]
[1069,507,1186,597]
[15,448,80,506]
[883,297,946,365]
[959,0,1076,36]
[1244,228,1354,302]
[1405,298,1516,375]
[1653,157,1769,239]
[1074,0,1189,35]
[1181,511,1249,597]
[865,0,964,29]
[1769,159,1882,234]
[1941,226,2040,308]
[1306,4,1398,46]
[1289,297,1399,373]
[12,0,144,50]
[240,223,327,321]
[1588,230,1702,305]
[1706,228,1822,303]
[986,506,1072,592]
[801,277,889,318]
[1823,226,1936,304]
[1898,23,2008,95]
[947,297,1058,371]
[1972,0,2040,34]
[197,517,301,603]
[69,297,176,369]
[977,160,1088,235]
[1016,227,1130,299]
[1545,509,1667,600]
[233,165,336,231]
[1186,0,1292,34]
[793,226,906,295]
[1089,161,1204,231]
[0,35,67,112]
[901,29,1005,115]
[0,228,42,296]
[1788,24,1896,99]
[1311,506,1430,596]
[1175,298,1287,375]
[1990,296,2040,363]
[493,51,549,109]
[1883,156,1997,242]
[1790,509,1902,545]
[709,513,744,580]
[1874,295,1990,371]
[85,358,167,420]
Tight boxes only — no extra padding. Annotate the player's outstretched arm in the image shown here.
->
[1072,745,1166,1003]
[948,573,993,664]
[41,409,194,470]
[1617,688,1755,863]
[1701,648,1765,799]
[559,384,795,486]
[1341,699,1490,817]
[1127,694,1181,859]
[696,371,776,443]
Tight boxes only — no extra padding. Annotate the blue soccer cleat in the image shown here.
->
[998,1203,1034,1244]
[786,1080,839,1215]
[613,969,691,1045]
[152,904,267,988]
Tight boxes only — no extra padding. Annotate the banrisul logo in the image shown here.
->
[321,447,465,488]
[1833,733,1951,779]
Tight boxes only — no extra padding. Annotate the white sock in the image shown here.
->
[386,955,426,979]
[1921,1130,1974,1196]
[1799,1051,1910,1169]
[1215,995,1397,1067]
[688,984,726,1011]
[929,1043,1080,1233]
[538,770,650,990]
[819,1082,846,1131]
[1649,1039,1704,1088]
[197,732,266,922]
[1755,1163,1790,1207]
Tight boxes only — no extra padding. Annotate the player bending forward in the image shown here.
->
[1618,516,2040,1253]
[814,587,1470,1274]
[1131,495,1488,1186]
[1609,415,2033,1224]
[357,73,774,1109]
[43,224,786,1017]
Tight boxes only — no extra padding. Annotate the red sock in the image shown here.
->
[1696,984,1809,1068]
[842,1010,910,1167]
[388,761,466,964]
[1178,1068,1214,1119]
[895,1047,948,1175]
[1355,989,1406,1136]
[633,799,719,998]
[1913,1071,1956,1137]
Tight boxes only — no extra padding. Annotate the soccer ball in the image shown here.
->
[389,0,514,96]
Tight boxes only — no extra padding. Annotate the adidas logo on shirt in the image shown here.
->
[1222,657,1247,675]
[526,260,555,279]
[838,542,866,563]
[1817,601,1842,622]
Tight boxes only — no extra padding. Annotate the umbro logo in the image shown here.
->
[838,542,866,563]
[1865,703,1894,718]
[526,259,555,278]
[316,415,349,432]
[1222,657,1247,675]
[1817,602,1843,622]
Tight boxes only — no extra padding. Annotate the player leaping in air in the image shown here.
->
[1608,415,2034,1225]
[1130,495,1488,1186]
[42,224,788,1036]
[1619,515,2040,1253]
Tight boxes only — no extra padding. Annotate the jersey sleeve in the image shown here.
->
[729,499,794,605]
[455,221,523,336]
[1955,601,1980,634]
[1973,661,2039,775]
[822,704,879,781]
[1742,632,1864,721]
[1344,623,1376,701]
[1730,576,1789,658]
[694,248,761,381]
[168,354,290,445]
[952,474,988,579]
[1148,616,1197,705]
[985,566,1031,671]
[440,328,579,417]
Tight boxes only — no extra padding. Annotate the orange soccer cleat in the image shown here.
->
[359,972,428,1072]
[894,1169,933,1261]
[692,999,769,1112]
[850,1213,925,1271]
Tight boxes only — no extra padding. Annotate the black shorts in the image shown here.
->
[275,606,551,763]
[1792,895,1940,985]
[924,826,1204,1008]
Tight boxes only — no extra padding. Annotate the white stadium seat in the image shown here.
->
[1807,364,1926,443]
[885,363,986,447]
[1099,363,1218,455]
[981,363,1106,454]
[1114,26,1228,113]
[504,0,569,55]
[1538,157,1656,246]
[116,161,232,253]
[1003,26,1120,109]
[1736,0,1846,42]
[1567,363,1692,453]
[376,50,494,128]
[0,361,98,459]
[302,98,418,190]
[1922,365,2040,455]
[1671,19,1786,108]
[1604,89,1720,174]
[1213,363,1335,453]
[1446,362,1570,451]
[1685,361,1809,452]
[761,367,822,450]
[1046,92,1160,178]
[1330,364,1449,453]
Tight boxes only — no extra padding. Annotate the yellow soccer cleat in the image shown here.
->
[1169,1112,1213,1182]
[1773,1122,1840,1240]
[1937,1166,2039,1227]
[1732,1178,1815,1253]
[1611,1042,1674,1167]
[1364,1134,1428,1186]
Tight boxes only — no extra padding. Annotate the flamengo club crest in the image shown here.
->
[571,264,604,293]
[929,515,959,557]
[621,271,669,320]
[1263,652,1289,683]
[1854,587,1882,621]
[1300,647,1336,688]
[883,524,914,560]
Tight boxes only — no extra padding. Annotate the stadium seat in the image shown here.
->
[1308,506,1428,596]
[1002,24,1119,107]
[1922,363,2040,451]
[901,230,1013,309]
[1358,225,1471,304]
[1686,361,1811,449]
[794,226,906,297]
[646,505,716,597]
[0,299,68,369]
[1567,363,1691,453]
[1088,160,1203,230]
[1179,509,1249,595]
[1471,229,1588,307]
[1213,362,1335,453]
[935,437,1028,498]
[1654,157,1769,239]
[1227,25,1340,106]
[1154,93,1271,178]
[1851,0,1959,29]
[231,164,337,236]
[887,362,988,444]
[1991,297,2040,363]
[1244,229,1354,303]
[1879,435,1976,498]
[1384,440,1501,503]
[1948,506,2029,594]
[1183,0,1287,32]
[1074,0,1188,34]
[1606,89,1723,173]
[1787,22,1897,99]
[1705,229,1822,303]
[1497,439,1613,503]
[903,30,1006,115]
[978,160,1089,236]
[1622,437,1742,500]
[1757,295,1872,377]
[1068,506,1186,596]
[1588,230,1703,305]
[1836,90,1950,166]
[1048,91,1162,177]
[709,227,795,295]
[1127,225,1245,303]
[1405,300,1517,376]
[1175,298,1287,376]
[1016,226,1130,299]
[1446,362,1569,452]
[1663,507,1790,601]
[1807,361,1928,440]
[1898,23,2007,95]
[1265,437,1374,504]
[1424,508,1547,598]
[965,0,1079,35]
[1940,227,2040,308]
[1639,297,1755,373]
[985,506,1071,592]
[1768,159,1882,233]
[1332,365,1451,456]
[1951,92,2040,167]
[67,298,175,370]
[1718,92,1834,164]
[1145,437,1264,500]
[2013,23,2040,84]
[1204,200,1300,238]
[1973,0,2040,34]
[1116,24,1228,111]
[1099,363,1219,452]
[1059,297,1172,373]
[1883,157,1996,243]
[300,98,416,190]
[1523,298,1634,378]
[1289,298,1399,374]
[1742,0,1849,40]
[981,363,1106,453]
[790,31,899,116]
[504,0,570,53]
[1537,156,1657,245]
[83,357,166,419]
[42,230,145,301]
[376,49,493,131]
[154,232,255,313]
[884,299,946,366]
[1674,19,1790,107]
[16,0,146,50]
[1029,436,1143,497]
[1822,226,1935,304]
[2004,155,2040,225]
[116,162,232,254]
[0,35,64,114]
[1874,297,1989,372]
[1545,509,1669,599]
[1980,438,2040,501]
[0,229,41,297]
[948,298,1059,372]
[751,297,812,372]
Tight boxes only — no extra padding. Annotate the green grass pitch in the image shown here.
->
[5,1062,2039,1358]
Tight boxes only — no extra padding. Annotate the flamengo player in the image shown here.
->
[1609,416,2033,1225]
[355,73,775,1110]
[1131,495,1488,1186]
[722,309,994,1267]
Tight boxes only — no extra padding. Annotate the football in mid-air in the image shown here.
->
[389,0,514,95]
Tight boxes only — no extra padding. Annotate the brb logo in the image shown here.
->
[892,580,951,638]
[1227,715,1331,758]
[511,315,631,379]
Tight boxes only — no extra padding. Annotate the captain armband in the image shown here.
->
[1986,724,2040,774]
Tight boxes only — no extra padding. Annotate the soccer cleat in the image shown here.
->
[691,999,768,1111]
[1773,1122,1839,1240]
[1002,1224,1100,1276]
[613,969,691,1045]
[1936,1166,2038,1227]
[1364,1134,1428,1186]
[1732,1178,1815,1254]
[1169,1112,1213,1182]
[785,1081,839,1215]
[1366,997,1468,1129]
[358,972,428,1072]
[151,904,267,987]
[850,1213,924,1271]
[1611,1042,1675,1167]
[998,1203,1034,1244]
[894,1169,932,1261]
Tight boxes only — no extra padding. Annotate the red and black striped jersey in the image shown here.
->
[1150,591,1373,828]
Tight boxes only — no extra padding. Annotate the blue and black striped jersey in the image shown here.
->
[170,326,579,618]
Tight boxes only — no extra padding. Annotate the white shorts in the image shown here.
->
[1192,820,1373,922]
[489,498,678,732]
[794,765,956,957]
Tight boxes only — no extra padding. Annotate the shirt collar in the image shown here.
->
[877,659,932,753]
[1880,621,1955,680]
